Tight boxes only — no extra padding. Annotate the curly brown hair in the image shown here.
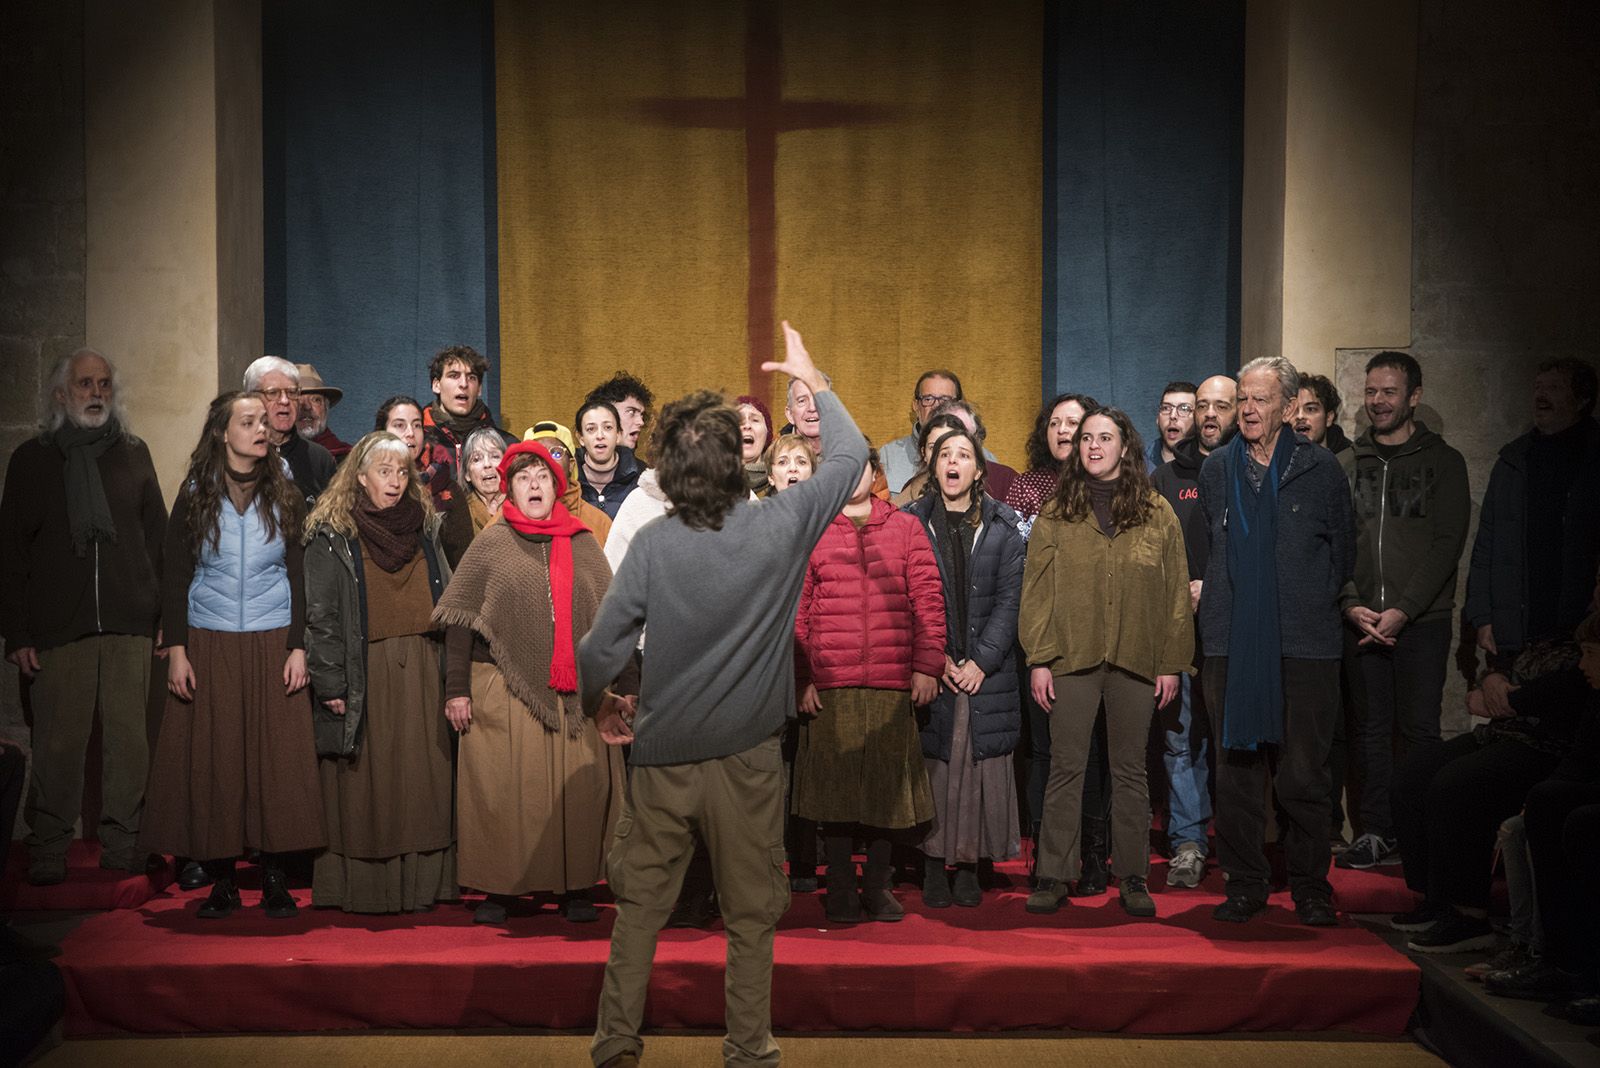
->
[656,390,745,531]
[183,391,303,555]
[1046,406,1157,530]
[1024,392,1098,473]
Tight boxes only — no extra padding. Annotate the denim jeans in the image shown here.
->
[1160,672,1211,853]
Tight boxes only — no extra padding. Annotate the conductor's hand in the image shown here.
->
[761,321,828,398]
[910,671,938,707]
[596,692,635,746]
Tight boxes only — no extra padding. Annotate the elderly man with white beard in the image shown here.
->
[0,350,167,885]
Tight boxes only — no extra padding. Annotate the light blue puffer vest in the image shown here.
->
[187,496,292,632]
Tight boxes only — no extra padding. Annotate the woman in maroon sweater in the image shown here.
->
[793,447,945,925]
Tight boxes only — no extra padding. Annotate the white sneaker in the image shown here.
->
[1166,843,1206,889]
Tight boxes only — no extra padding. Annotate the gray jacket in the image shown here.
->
[304,518,450,757]
[578,390,869,765]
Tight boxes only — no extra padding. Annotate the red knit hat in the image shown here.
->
[735,394,774,443]
[497,440,568,499]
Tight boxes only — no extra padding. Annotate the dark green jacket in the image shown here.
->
[304,518,450,758]
[1338,423,1470,624]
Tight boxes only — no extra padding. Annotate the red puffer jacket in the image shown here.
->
[796,497,946,691]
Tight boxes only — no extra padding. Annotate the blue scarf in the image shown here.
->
[1221,430,1295,751]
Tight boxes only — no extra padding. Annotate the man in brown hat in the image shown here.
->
[295,363,351,459]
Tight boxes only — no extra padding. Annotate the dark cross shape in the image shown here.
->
[635,0,898,397]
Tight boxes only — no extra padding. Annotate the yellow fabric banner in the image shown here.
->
[495,0,1040,464]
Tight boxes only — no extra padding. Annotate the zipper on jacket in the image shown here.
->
[1376,459,1390,610]
[857,524,869,665]
[238,505,248,630]
[93,540,102,632]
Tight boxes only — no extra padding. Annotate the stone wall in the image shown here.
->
[0,2,86,799]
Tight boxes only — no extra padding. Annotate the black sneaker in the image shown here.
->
[1484,960,1578,1001]
[1295,895,1338,927]
[1390,900,1449,932]
[261,867,298,919]
[197,878,241,919]
[1336,833,1399,870]
[1407,911,1494,954]
[1213,895,1267,924]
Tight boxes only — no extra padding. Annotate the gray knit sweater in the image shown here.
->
[578,390,869,765]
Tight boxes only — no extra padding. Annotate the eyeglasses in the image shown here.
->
[543,445,568,461]
[259,388,301,401]
[1158,403,1194,416]
[916,394,957,407]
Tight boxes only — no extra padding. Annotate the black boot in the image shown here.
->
[197,859,240,919]
[1072,815,1109,896]
[561,888,599,923]
[823,835,864,924]
[922,856,953,909]
[861,860,903,922]
[952,864,982,908]
[260,855,298,919]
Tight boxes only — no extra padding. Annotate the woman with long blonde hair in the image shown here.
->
[303,431,457,913]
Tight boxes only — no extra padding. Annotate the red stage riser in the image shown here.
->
[56,876,1419,1038]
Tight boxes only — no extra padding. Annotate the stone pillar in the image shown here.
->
[1242,0,1418,377]
[84,0,263,499]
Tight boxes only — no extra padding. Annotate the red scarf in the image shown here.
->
[498,442,589,692]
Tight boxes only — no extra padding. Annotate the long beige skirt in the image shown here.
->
[313,634,458,913]
[457,662,624,895]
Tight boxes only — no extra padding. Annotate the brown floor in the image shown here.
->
[36,1034,1443,1067]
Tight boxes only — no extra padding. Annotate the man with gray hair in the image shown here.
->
[242,355,336,503]
[0,350,167,884]
[1196,355,1356,926]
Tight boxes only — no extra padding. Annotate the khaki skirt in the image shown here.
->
[793,686,933,830]
[457,662,624,896]
[140,627,325,861]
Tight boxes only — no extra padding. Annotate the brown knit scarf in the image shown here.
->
[354,492,424,572]
[429,521,610,736]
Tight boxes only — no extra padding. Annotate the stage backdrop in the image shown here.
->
[493,0,1043,462]
[1045,1,1244,418]
[262,0,499,446]
[263,2,1241,465]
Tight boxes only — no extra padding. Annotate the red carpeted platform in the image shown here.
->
[1,840,172,911]
[57,859,1419,1038]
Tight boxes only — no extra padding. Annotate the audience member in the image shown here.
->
[1,350,166,884]
[1338,352,1470,871]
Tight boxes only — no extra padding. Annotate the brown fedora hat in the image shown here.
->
[295,364,343,405]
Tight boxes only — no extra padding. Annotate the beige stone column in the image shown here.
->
[1242,0,1417,379]
[84,0,262,500]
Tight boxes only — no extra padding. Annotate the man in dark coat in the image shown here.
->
[0,350,166,884]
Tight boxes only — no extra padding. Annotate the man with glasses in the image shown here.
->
[242,356,335,505]
[1148,381,1198,471]
[882,370,993,493]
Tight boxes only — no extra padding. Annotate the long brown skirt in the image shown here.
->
[923,693,1021,864]
[793,686,933,830]
[313,634,458,913]
[139,627,325,861]
[457,663,623,896]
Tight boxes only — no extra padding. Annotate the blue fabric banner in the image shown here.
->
[263,0,498,447]
[1044,1,1243,414]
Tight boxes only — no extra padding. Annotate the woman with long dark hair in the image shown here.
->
[304,431,457,913]
[904,426,1026,907]
[141,391,324,919]
[1006,393,1096,526]
[1020,407,1192,919]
